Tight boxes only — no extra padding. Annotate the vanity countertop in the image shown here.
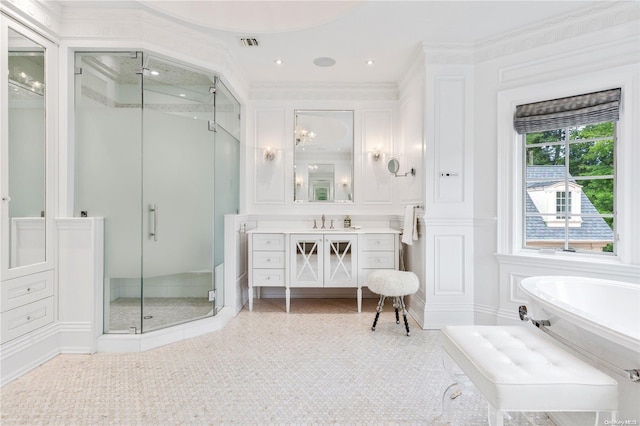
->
[247,228,401,234]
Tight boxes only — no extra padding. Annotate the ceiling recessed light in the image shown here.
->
[150,70,160,76]
[365,59,375,66]
[274,59,283,65]
[179,93,186,97]
[313,57,336,67]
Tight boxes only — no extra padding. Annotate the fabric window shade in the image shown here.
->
[514,88,621,134]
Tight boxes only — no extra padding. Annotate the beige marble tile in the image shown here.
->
[1,299,553,425]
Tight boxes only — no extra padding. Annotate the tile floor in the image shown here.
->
[1,298,554,425]
[109,297,214,332]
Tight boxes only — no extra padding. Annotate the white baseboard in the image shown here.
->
[1,324,60,387]
[59,322,96,354]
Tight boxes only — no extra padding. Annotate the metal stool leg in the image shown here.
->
[371,295,386,331]
[394,297,400,324]
[399,296,410,336]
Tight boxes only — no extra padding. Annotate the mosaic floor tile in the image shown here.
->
[1,298,554,425]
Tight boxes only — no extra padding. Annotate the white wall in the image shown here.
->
[246,90,422,216]
[473,3,640,326]
[473,10,640,423]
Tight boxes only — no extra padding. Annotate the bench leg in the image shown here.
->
[595,410,618,426]
[488,405,504,426]
[371,295,386,331]
[435,382,462,423]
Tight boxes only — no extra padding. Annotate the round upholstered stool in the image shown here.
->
[367,270,419,336]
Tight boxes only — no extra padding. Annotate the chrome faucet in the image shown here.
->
[321,214,326,229]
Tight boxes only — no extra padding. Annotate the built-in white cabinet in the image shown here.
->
[1,18,57,347]
[248,230,399,313]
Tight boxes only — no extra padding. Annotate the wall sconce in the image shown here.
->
[341,179,350,187]
[372,149,382,162]
[264,147,275,161]
[296,178,303,187]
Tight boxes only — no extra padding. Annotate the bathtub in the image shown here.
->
[520,276,640,353]
[520,276,640,425]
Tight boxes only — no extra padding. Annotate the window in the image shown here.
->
[515,89,620,254]
[556,191,571,219]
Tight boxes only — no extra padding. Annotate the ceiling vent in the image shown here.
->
[239,37,260,47]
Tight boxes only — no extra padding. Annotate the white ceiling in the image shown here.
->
[63,1,603,85]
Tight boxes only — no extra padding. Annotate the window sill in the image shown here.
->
[495,251,640,282]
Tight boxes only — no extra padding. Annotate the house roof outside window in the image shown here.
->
[525,166,614,242]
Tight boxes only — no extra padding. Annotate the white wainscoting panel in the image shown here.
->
[423,222,474,328]
[434,76,465,204]
[57,217,104,353]
[254,109,286,204]
[361,109,393,204]
[434,235,465,295]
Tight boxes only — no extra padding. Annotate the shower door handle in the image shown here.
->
[149,204,158,241]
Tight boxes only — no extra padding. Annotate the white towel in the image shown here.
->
[401,204,418,245]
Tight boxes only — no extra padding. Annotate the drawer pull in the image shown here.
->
[375,259,380,263]
[266,277,271,280]
[375,241,381,245]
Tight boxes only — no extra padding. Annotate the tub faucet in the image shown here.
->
[321,214,326,229]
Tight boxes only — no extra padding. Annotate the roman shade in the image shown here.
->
[514,88,621,134]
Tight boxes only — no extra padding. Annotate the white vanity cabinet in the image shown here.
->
[358,233,398,281]
[248,229,399,313]
[290,233,358,288]
[248,233,286,311]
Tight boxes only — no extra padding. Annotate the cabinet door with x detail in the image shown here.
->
[290,234,324,287]
[324,234,358,288]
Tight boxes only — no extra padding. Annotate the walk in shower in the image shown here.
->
[74,52,240,333]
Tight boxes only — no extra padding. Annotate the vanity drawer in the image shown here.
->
[252,234,285,251]
[252,269,286,287]
[360,234,396,251]
[1,270,54,313]
[360,251,396,269]
[1,296,54,344]
[253,251,286,268]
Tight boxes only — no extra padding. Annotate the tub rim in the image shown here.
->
[520,275,640,354]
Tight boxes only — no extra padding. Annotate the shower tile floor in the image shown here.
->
[109,297,214,332]
[1,298,555,425]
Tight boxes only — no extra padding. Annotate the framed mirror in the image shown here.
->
[293,110,353,203]
[6,28,46,268]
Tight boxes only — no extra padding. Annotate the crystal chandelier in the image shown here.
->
[295,127,316,146]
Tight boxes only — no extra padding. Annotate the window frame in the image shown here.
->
[496,68,638,267]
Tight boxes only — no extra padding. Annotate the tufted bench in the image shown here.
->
[441,325,618,425]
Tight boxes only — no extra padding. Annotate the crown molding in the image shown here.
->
[248,81,399,101]
[1,0,62,42]
[421,42,475,65]
[59,6,249,98]
[475,1,640,63]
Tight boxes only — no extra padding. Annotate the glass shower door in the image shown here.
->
[141,56,216,332]
[74,52,144,334]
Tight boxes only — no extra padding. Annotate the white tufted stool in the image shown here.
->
[441,325,618,425]
[367,270,419,336]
